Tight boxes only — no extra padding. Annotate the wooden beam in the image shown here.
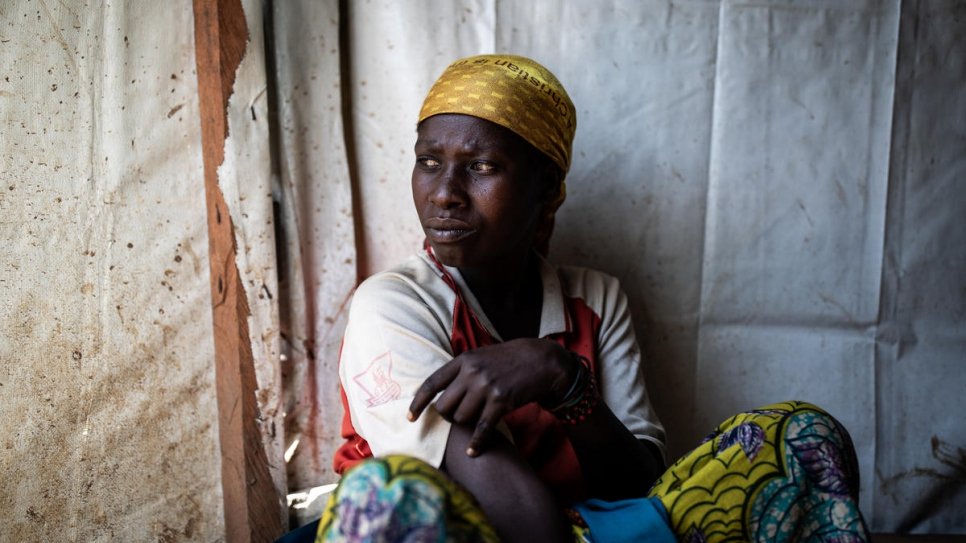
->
[192,0,285,540]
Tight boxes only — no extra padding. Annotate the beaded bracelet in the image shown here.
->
[548,352,600,425]
[546,355,585,410]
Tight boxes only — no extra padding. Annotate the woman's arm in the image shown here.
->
[563,272,667,499]
[409,338,665,501]
[564,399,665,500]
[443,423,572,543]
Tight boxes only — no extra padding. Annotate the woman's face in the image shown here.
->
[412,114,551,270]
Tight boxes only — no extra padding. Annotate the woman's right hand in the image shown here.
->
[408,338,578,456]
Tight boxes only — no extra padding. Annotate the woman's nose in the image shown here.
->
[429,168,468,209]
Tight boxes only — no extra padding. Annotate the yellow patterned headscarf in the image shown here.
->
[418,54,577,253]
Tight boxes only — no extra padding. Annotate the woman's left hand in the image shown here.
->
[408,338,575,457]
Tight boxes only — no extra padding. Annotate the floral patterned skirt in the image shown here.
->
[648,401,870,542]
[315,454,499,543]
[312,401,869,542]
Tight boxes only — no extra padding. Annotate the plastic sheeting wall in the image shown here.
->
[270,1,358,492]
[277,0,965,533]
[2,0,298,538]
[0,2,225,540]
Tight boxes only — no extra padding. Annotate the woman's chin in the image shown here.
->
[428,243,470,268]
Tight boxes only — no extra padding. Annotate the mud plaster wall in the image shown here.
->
[0,2,224,541]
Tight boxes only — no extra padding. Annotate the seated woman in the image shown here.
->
[312,55,869,542]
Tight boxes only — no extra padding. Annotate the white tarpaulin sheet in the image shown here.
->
[0,2,224,540]
[275,0,966,533]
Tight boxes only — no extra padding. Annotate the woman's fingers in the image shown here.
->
[408,360,459,421]
[466,400,508,457]
[409,340,562,455]
[449,385,487,426]
[433,381,469,421]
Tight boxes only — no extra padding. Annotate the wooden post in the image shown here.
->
[192,0,285,540]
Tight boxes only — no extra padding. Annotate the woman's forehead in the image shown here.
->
[416,114,534,155]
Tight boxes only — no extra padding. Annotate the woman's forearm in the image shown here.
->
[565,401,665,501]
[443,423,572,543]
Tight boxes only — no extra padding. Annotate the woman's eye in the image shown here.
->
[470,161,495,174]
[417,157,440,168]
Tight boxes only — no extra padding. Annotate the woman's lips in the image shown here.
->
[424,218,476,243]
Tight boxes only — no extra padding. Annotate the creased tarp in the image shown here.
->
[0,1,223,540]
[270,0,357,489]
[272,0,966,532]
[872,0,966,532]
[692,0,899,517]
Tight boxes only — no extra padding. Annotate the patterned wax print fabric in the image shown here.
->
[649,401,870,542]
[316,455,592,543]
[316,455,499,543]
[317,402,869,542]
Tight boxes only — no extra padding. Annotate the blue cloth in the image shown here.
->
[274,519,319,543]
[574,496,675,543]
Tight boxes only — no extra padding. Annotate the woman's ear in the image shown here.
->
[531,165,562,256]
[538,162,563,205]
